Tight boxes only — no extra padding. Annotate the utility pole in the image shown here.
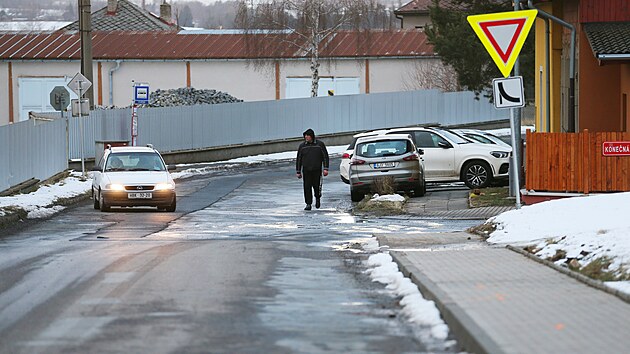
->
[79,0,94,109]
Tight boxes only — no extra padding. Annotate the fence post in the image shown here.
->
[583,129,589,194]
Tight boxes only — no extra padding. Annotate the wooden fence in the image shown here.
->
[526,130,630,193]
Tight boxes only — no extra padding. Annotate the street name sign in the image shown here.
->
[603,142,630,156]
[467,10,537,78]
[50,86,70,111]
[492,76,525,109]
[67,72,92,97]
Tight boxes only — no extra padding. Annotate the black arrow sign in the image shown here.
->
[498,82,521,105]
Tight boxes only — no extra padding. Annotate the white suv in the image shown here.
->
[386,127,511,189]
[91,145,177,212]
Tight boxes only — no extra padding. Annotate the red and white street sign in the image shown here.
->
[603,141,630,156]
[467,10,537,78]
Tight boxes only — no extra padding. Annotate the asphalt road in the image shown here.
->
[0,160,476,353]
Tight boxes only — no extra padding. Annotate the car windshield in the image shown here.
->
[439,129,472,144]
[105,152,165,172]
[356,140,412,157]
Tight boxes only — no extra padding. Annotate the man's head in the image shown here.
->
[303,128,315,143]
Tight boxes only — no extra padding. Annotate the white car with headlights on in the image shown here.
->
[91,145,177,212]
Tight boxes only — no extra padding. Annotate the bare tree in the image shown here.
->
[236,0,375,97]
[402,60,461,93]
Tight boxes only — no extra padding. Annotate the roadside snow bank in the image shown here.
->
[365,253,449,343]
[487,192,630,286]
[0,173,91,219]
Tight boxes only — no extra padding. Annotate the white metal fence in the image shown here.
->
[0,119,67,192]
[2,90,507,191]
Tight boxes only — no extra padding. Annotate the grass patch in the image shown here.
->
[354,194,406,216]
[467,222,497,238]
[370,176,395,195]
[468,187,514,208]
[548,249,567,262]
[577,257,619,282]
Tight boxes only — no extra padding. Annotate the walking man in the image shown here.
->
[296,128,329,210]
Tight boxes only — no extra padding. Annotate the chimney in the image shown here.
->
[160,1,172,24]
[107,0,117,14]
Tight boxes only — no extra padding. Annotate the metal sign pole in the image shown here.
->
[78,82,86,178]
[509,106,522,209]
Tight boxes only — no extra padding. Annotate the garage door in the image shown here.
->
[18,77,77,122]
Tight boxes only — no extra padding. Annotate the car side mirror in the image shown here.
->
[437,141,452,149]
[417,148,424,155]
[167,165,177,171]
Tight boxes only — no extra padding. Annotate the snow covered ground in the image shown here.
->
[487,193,630,295]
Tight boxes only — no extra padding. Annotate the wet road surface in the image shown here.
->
[0,160,478,353]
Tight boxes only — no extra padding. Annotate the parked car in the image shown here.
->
[452,129,512,148]
[339,130,389,184]
[349,134,426,202]
[91,145,177,212]
[384,127,511,189]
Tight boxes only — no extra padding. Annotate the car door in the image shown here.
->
[412,131,456,179]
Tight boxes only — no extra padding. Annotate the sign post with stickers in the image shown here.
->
[467,9,537,209]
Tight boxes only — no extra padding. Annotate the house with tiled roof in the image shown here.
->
[0,28,440,124]
[62,0,178,32]
[528,0,630,133]
[394,0,436,30]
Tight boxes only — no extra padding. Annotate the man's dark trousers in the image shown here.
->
[302,170,322,205]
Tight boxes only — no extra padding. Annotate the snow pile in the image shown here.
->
[372,194,406,203]
[0,172,91,219]
[487,192,630,288]
[365,253,449,343]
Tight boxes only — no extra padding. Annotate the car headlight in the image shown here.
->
[106,183,125,191]
[491,151,510,159]
[154,183,175,190]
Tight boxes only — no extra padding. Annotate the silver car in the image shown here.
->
[349,134,426,202]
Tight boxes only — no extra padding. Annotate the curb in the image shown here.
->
[506,245,630,304]
[389,251,503,354]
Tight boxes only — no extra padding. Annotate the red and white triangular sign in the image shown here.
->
[468,10,537,78]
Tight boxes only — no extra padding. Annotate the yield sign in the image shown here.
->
[467,10,537,78]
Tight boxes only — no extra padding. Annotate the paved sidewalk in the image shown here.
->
[379,188,630,353]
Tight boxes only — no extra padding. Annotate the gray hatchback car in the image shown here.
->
[349,134,426,202]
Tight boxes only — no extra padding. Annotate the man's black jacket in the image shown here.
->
[296,140,330,172]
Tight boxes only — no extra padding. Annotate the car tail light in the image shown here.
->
[350,158,366,165]
[342,153,352,159]
[402,154,419,161]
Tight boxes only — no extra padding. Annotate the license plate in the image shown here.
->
[128,192,152,199]
[373,162,396,169]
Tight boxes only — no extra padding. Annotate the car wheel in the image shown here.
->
[99,189,110,212]
[93,188,100,209]
[350,188,364,202]
[166,198,176,212]
[463,161,492,189]
[414,177,426,197]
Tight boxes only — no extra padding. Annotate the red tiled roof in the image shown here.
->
[0,30,435,60]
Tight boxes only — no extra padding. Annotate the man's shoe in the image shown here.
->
[304,204,312,211]
[315,199,321,209]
